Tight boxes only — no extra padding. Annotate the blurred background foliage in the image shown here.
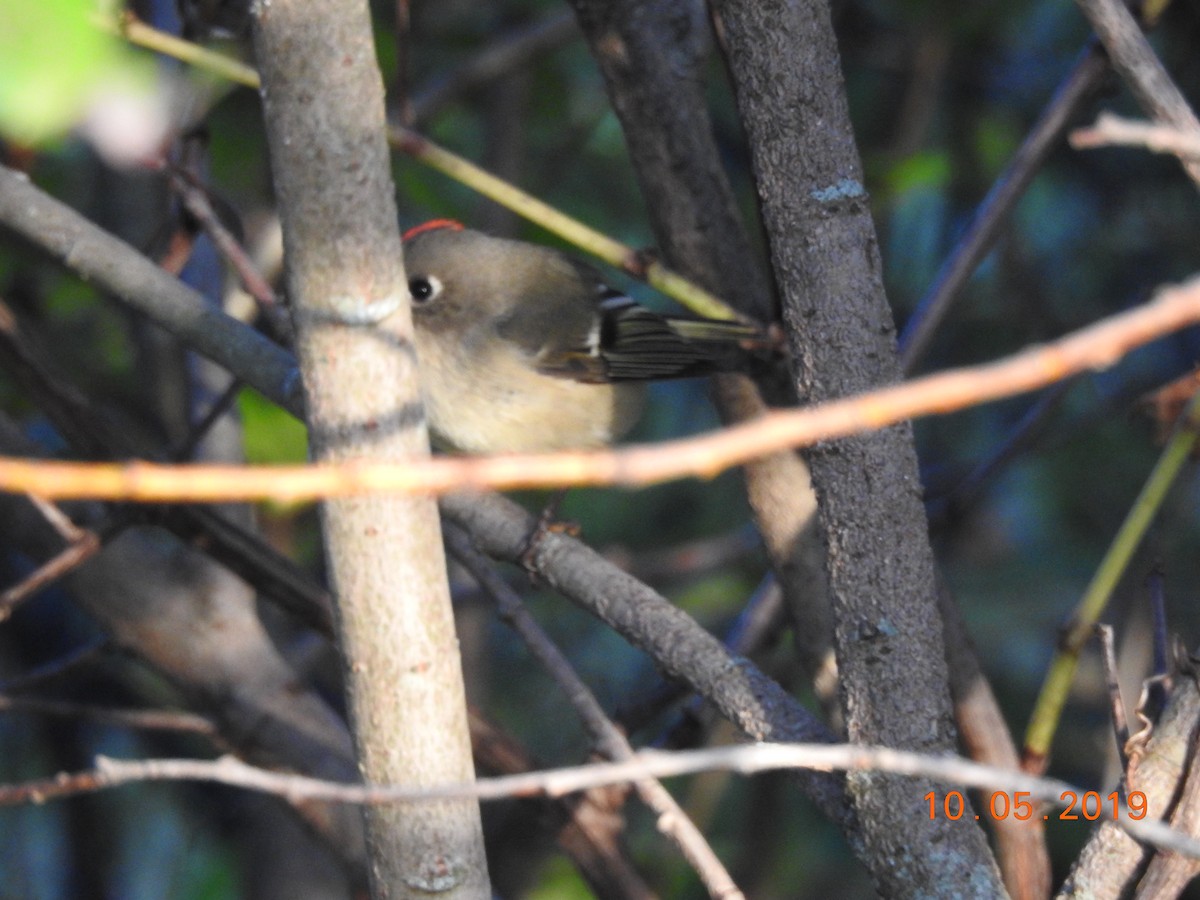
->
[2,0,1200,896]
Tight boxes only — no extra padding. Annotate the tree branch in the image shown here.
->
[249,0,489,895]
[0,267,1197,501]
[447,525,743,900]
[0,166,300,414]
[712,0,1004,892]
[1073,0,1200,188]
[6,742,1191,862]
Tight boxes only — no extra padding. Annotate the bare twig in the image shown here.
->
[170,376,245,462]
[467,710,654,898]
[410,13,578,123]
[929,379,1074,531]
[0,270,1198,502]
[0,525,101,620]
[163,165,292,342]
[0,474,108,623]
[5,743,1195,859]
[0,694,218,739]
[899,43,1110,371]
[27,495,87,542]
[1097,624,1131,772]
[447,525,743,900]
[0,640,109,693]
[1073,0,1200,188]
[1071,112,1200,159]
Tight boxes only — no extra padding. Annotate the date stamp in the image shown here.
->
[925,790,1148,822]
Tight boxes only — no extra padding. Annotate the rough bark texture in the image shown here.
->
[569,0,769,320]
[567,0,833,704]
[1059,674,1200,898]
[440,490,853,829]
[251,1,489,896]
[712,0,1006,894]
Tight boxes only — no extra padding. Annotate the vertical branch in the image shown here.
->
[568,0,770,320]
[711,0,1005,894]
[250,1,489,896]
[567,0,833,707]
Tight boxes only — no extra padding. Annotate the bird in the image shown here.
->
[402,219,773,453]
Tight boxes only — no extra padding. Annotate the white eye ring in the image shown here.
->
[409,274,443,305]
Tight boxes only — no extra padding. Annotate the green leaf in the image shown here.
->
[239,388,309,465]
[0,0,125,144]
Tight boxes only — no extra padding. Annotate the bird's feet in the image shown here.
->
[518,490,580,574]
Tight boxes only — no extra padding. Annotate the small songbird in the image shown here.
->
[402,220,770,453]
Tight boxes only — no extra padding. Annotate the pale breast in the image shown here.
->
[415,329,645,453]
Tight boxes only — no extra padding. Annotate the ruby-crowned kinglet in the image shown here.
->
[402,220,769,453]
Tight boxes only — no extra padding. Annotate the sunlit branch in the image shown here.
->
[1071,112,1200,160]
[0,272,1196,502]
[4,743,1193,858]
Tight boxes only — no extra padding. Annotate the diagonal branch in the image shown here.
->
[1073,0,1200,188]
[447,525,744,900]
[0,268,1196,502]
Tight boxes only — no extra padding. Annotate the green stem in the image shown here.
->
[1023,385,1200,768]
[105,13,754,325]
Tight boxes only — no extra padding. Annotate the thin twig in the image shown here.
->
[5,743,1195,859]
[0,694,218,739]
[0,488,108,623]
[1071,112,1200,159]
[167,167,278,311]
[105,11,261,86]
[466,710,654,897]
[1096,624,1131,772]
[162,164,292,343]
[899,43,1109,372]
[446,525,744,900]
[26,495,86,542]
[1073,0,1200,188]
[170,376,245,462]
[0,527,101,621]
[101,15,752,325]
[1,270,1199,502]
[0,640,110,693]
[410,13,578,123]
[1024,385,1200,771]
[1148,568,1169,679]
[928,379,1075,531]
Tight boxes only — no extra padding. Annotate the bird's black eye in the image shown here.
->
[409,274,443,305]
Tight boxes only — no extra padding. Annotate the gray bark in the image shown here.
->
[713,0,1006,894]
[250,1,489,895]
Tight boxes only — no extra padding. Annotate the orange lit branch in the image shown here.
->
[3,273,1199,503]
